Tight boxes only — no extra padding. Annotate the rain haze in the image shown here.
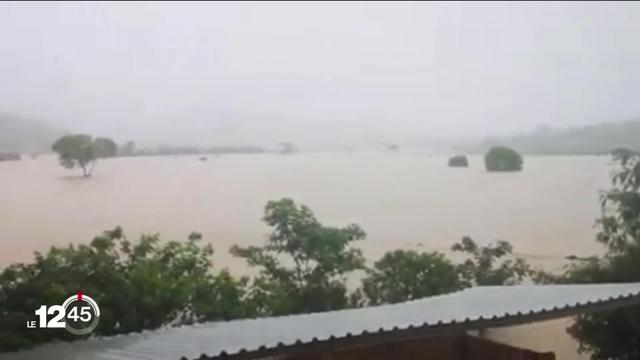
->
[1,2,640,148]
[5,3,640,360]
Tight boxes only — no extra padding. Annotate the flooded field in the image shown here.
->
[0,153,613,273]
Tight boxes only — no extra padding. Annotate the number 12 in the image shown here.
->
[34,305,65,328]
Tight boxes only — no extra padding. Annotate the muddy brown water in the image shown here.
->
[0,153,613,273]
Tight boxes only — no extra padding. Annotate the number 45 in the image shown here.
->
[67,306,92,322]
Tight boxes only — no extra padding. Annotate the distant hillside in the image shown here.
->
[0,114,62,153]
[461,120,640,155]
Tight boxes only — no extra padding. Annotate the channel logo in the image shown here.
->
[26,290,100,335]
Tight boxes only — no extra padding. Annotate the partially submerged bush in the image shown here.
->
[448,155,468,167]
[484,146,523,172]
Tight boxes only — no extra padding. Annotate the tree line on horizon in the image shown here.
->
[48,133,268,177]
[463,119,640,155]
[5,113,640,158]
[50,133,527,177]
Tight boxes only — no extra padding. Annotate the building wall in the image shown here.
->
[291,334,554,360]
[483,317,589,360]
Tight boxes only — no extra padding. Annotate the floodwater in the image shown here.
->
[0,153,614,273]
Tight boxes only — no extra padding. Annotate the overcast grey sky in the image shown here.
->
[1,2,639,148]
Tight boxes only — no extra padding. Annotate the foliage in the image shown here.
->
[611,147,636,163]
[362,250,462,305]
[0,228,250,352]
[231,198,366,315]
[93,137,118,158]
[595,149,640,253]
[565,250,640,360]
[51,134,117,177]
[448,155,469,167]
[359,237,540,306]
[51,134,95,176]
[484,146,523,172]
[564,152,640,359]
[451,236,532,286]
[0,199,549,352]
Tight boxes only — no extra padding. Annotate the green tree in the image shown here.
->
[484,146,523,172]
[231,198,366,315]
[0,228,250,352]
[564,151,640,359]
[362,250,462,305]
[51,134,118,177]
[451,236,532,286]
[51,134,95,177]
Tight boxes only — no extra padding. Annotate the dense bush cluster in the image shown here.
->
[448,155,469,167]
[484,146,523,172]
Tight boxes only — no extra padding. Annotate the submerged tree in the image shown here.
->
[448,155,469,167]
[277,142,297,154]
[484,146,523,172]
[93,137,118,158]
[51,134,117,177]
[231,198,366,315]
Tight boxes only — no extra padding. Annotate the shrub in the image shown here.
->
[448,155,469,167]
[484,146,523,172]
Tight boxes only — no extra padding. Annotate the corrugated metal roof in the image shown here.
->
[3,283,640,360]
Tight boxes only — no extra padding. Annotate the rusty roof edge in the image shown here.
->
[199,289,640,360]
